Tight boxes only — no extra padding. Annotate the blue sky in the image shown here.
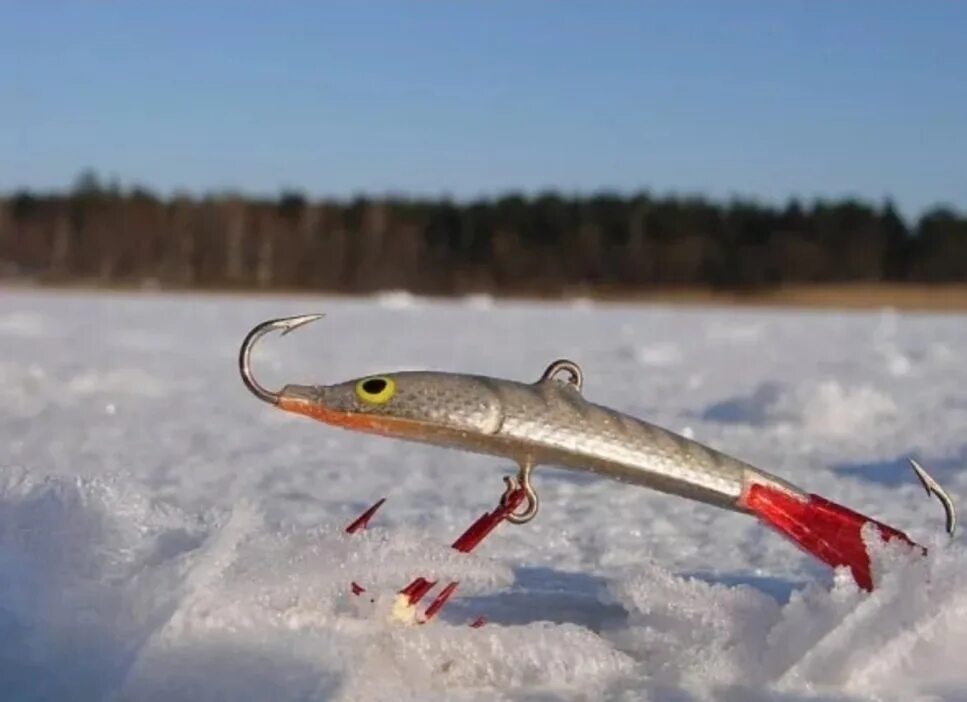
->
[3,2,965,218]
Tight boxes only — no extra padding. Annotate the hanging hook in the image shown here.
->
[909,458,957,537]
[501,462,539,524]
[239,314,323,405]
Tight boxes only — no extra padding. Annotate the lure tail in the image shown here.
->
[741,483,921,590]
[740,459,956,591]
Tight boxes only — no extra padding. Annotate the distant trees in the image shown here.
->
[1,172,965,294]
[909,208,967,281]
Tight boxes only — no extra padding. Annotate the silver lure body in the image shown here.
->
[280,368,807,513]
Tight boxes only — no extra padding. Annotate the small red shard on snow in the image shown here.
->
[347,485,526,625]
[469,616,487,629]
[423,581,459,621]
[741,483,923,591]
[399,576,437,606]
[345,497,387,534]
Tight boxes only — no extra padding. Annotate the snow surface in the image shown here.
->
[1,288,965,701]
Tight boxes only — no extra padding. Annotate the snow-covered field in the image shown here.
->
[1,288,965,701]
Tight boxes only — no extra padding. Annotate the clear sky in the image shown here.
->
[3,2,965,218]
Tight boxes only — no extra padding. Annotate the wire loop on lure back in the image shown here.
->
[540,359,583,391]
[239,314,323,404]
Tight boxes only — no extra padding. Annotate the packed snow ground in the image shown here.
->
[1,288,965,701]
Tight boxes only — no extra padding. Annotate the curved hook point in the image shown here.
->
[239,313,323,405]
[909,458,957,538]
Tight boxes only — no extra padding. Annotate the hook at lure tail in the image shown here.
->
[238,314,957,609]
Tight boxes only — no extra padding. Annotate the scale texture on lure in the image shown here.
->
[239,314,956,595]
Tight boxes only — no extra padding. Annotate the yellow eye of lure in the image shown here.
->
[355,376,396,404]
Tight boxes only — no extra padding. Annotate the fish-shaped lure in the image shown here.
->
[240,314,955,593]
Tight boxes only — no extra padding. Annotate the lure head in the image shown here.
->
[238,315,509,447]
[276,371,504,443]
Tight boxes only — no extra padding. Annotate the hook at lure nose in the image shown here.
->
[239,313,323,404]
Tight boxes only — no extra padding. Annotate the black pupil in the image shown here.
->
[362,378,387,395]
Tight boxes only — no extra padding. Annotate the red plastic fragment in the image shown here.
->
[423,581,460,621]
[345,497,387,534]
[469,616,487,629]
[741,483,924,591]
[347,486,526,624]
[399,576,437,606]
[451,487,526,553]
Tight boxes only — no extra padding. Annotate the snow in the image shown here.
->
[1,288,965,701]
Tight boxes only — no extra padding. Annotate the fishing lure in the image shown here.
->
[239,314,956,619]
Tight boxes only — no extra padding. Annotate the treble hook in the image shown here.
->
[239,314,323,404]
[909,458,957,537]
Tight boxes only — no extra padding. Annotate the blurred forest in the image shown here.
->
[2,170,966,296]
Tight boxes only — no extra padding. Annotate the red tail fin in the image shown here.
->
[741,484,924,591]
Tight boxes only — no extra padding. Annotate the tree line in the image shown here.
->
[1,171,965,295]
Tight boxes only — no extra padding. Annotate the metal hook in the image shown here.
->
[501,462,539,524]
[909,458,957,537]
[239,314,323,404]
[540,359,583,392]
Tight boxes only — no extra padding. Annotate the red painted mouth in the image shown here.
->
[278,396,420,438]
